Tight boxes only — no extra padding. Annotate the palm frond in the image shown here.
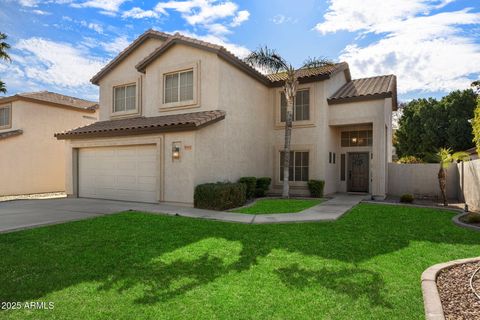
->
[0,80,6,94]
[0,32,11,62]
[301,56,334,69]
[452,151,470,162]
[244,46,288,73]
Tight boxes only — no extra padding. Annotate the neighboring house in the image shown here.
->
[0,91,98,196]
[56,29,397,205]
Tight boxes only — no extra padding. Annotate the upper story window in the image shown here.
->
[341,130,373,147]
[0,104,11,129]
[164,69,194,104]
[113,83,136,114]
[280,89,310,122]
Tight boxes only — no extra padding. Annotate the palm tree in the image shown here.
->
[436,148,470,206]
[0,32,11,94]
[245,47,333,198]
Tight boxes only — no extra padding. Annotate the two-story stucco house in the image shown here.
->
[0,91,98,196]
[56,29,397,205]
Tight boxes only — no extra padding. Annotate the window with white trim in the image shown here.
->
[280,89,310,122]
[0,105,11,128]
[164,69,194,104]
[113,84,136,113]
[280,151,309,182]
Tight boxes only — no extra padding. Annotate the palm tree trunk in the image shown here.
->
[438,167,447,206]
[282,99,293,198]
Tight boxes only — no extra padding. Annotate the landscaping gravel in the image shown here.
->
[437,261,480,320]
[0,192,66,202]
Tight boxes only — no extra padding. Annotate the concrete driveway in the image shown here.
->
[0,198,178,233]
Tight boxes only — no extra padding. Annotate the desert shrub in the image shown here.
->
[400,194,414,203]
[238,177,257,199]
[307,180,325,198]
[464,213,480,224]
[255,177,272,197]
[397,156,424,164]
[194,182,246,210]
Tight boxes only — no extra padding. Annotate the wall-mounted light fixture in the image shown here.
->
[172,142,182,161]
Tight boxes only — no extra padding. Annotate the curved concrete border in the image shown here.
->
[452,213,480,232]
[422,257,480,320]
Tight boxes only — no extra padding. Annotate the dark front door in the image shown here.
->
[348,152,369,192]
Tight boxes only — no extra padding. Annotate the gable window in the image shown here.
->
[164,69,194,104]
[113,84,136,113]
[280,151,309,182]
[0,105,11,129]
[280,89,310,122]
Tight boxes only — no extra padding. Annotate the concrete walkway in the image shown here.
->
[0,193,367,233]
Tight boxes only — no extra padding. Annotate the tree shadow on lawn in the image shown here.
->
[0,204,479,307]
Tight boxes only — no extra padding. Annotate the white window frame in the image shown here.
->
[0,104,12,130]
[275,84,315,129]
[280,89,311,122]
[163,69,194,104]
[112,82,138,117]
[160,61,199,112]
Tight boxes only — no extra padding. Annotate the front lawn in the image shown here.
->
[1,204,479,319]
[231,198,323,214]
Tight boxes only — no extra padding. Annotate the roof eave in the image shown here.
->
[0,95,97,113]
[327,92,393,105]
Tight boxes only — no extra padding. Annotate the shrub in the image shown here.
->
[307,180,325,198]
[400,194,414,203]
[238,177,257,199]
[464,213,480,224]
[255,177,272,197]
[397,156,424,164]
[194,182,246,211]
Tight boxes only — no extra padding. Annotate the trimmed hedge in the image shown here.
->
[238,177,257,199]
[255,177,272,197]
[400,194,414,203]
[194,182,246,211]
[307,180,325,198]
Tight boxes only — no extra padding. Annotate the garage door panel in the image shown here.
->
[79,145,159,203]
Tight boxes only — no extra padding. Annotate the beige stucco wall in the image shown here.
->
[458,159,480,211]
[0,101,98,196]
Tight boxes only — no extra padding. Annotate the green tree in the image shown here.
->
[245,47,332,197]
[473,98,480,154]
[395,90,476,158]
[0,32,11,94]
[436,148,469,206]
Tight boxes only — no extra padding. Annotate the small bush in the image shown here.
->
[255,177,272,197]
[194,182,246,211]
[238,177,257,199]
[307,180,325,198]
[397,156,424,164]
[400,194,414,203]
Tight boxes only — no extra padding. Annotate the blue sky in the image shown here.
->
[0,0,479,102]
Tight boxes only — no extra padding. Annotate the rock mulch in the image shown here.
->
[0,192,66,202]
[437,261,480,320]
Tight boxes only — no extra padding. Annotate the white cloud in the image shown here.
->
[18,0,39,7]
[32,9,52,15]
[100,36,130,55]
[176,30,250,58]
[122,7,159,19]
[270,14,296,25]
[315,0,480,94]
[71,0,129,15]
[13,37,106,88]
[231,10,249,27]
[155,0,249,34]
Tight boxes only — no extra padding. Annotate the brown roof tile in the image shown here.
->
[266,62,350,83]
[55,110,226,139]
[0,129,23,140]
[327,75,397,110]
[0,91,98,112]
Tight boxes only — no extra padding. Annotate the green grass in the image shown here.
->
[231,198,323,214]
[1,204,479,319]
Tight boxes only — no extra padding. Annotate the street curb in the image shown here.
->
[421,257,480,320]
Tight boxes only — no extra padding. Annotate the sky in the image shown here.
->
[0,0,479,102]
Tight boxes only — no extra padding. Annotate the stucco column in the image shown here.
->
[372,119,387,199]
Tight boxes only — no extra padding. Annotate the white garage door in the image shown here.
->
[79,145,159,203]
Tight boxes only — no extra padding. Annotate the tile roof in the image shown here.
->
[266,62,350,83]
[135,33,270,85]
[0,91,98,112]
[55,110,226,139]
[0,129,23,140]
[327,75,397,110]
